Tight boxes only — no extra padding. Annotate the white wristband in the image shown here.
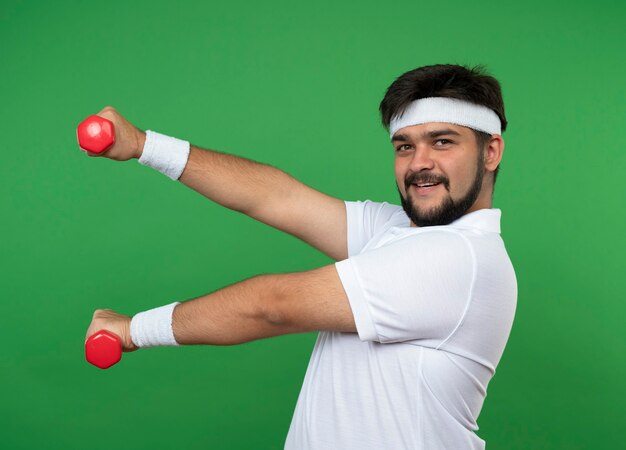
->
[130,302,181,348]
[138,130,191,180]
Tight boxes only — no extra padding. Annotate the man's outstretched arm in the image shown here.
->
[173,264,356,345]
[178,144,349,261]
[85,264,356,349]
[80,106,349,261]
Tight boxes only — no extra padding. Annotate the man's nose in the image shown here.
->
[408,145,435,172]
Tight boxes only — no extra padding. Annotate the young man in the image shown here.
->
[82,64,517,450]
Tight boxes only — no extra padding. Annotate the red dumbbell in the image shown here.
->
[85,330,122,369]
[77,115,116,154]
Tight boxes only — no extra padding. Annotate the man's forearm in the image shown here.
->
[176,145,298,217]
[172,275,283,346]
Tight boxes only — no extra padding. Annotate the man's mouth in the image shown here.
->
[411,182,442,194]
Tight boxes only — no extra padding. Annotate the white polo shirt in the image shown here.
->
[284,200,517,450]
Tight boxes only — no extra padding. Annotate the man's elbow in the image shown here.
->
[253,274,292,329]
[257,274,310,334]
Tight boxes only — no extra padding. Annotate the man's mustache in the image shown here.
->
[405,173,449,190]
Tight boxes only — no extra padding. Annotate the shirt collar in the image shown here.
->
[448,208,501,234]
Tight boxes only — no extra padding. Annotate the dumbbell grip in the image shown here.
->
[77,115,116,154]
[85,330,122,369]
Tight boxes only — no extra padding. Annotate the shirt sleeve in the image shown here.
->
[335,229,476,344]
[345,200,407,257]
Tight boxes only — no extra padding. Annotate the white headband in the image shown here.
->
[389,97,501,137]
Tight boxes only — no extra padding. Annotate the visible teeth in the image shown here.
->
[416,183,437,187]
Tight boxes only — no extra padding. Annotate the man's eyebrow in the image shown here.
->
[391,128,462,142]
[391,133,409,142]
[427,128,462,138]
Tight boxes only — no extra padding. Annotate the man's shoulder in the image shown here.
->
[345,199,407,227]
[344,200,408,256]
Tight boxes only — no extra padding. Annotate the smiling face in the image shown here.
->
[393,122,503,227]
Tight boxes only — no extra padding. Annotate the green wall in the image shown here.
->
[1,0,624,448]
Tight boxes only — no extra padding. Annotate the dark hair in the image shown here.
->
[379,64,506,186]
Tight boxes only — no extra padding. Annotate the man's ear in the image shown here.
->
[484,134,504,172]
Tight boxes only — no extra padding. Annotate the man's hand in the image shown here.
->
[78,106,146,161]
[85,309,138,352]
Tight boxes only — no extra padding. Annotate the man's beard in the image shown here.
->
[397,156,485,227]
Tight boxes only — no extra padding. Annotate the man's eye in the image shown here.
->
[396,144,411,152]
[434,139,452,146]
